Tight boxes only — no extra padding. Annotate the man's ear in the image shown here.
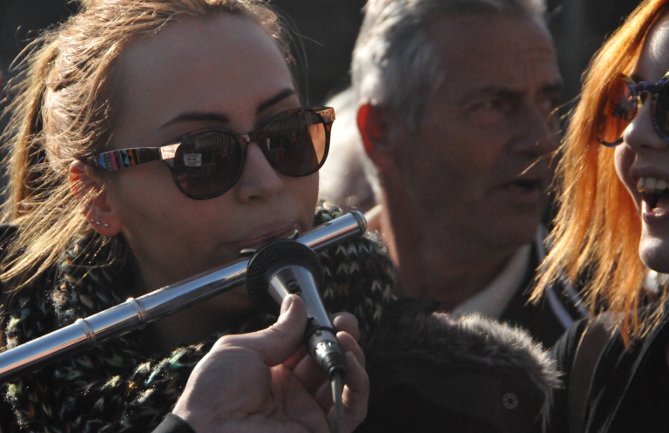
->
[69,160,121,237]
[357,103,396,172]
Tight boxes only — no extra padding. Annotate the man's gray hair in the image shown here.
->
[351,0,547,132]
[351,0,548,201]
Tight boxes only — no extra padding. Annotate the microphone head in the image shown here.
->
[246,239,323,310]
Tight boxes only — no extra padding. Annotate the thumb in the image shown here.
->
[221,295,308,366]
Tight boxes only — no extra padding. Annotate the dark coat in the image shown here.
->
[549,305,669,433]
[356,299,560,433]
[500,231,587,349]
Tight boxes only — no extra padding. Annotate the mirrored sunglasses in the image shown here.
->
[598,73,669,146]
[90,106,334,199]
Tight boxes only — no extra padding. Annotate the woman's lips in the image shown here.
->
[237,224,300,254]
[642,197,669,225]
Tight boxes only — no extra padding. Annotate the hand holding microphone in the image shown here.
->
[246,240,349,433]
[167,295,368,433]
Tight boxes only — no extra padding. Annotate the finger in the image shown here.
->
[317,348,370,432]
[290,330,361,394]
[315,375,335,409]
[285,311,358,371]
[291,350,329,394]
[215,294,308,366]
[281,344,309,371]
[315,332,366,408]
[291,321,361,394]
[332,312,360,342]
[336,331,365,368]
[337,351,370,433]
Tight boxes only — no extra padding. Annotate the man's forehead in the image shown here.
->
[428,13,556,60]
[428,14,560,91]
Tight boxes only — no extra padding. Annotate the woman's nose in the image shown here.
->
[624,98,668,151]
[234,142,284,202]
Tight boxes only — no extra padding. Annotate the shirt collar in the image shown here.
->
[452,242,532,319]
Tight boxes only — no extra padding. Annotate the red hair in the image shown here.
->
[533,0,669,342]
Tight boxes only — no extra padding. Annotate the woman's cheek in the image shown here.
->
[614,145,639,205]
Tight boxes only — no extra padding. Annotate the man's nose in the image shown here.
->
[511,102,560,155]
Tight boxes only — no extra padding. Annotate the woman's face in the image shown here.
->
[104,13,318,292]
[615,13,669,272]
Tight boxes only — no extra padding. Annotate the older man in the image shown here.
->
[352,0,585,347]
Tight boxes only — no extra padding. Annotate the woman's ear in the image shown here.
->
[69,160,121,237]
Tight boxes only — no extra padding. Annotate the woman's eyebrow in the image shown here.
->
[256,88,296,114]
[159,112,230,129]
[159,88,296,130]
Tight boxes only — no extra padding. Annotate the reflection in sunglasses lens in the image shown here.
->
[173,130,243,199]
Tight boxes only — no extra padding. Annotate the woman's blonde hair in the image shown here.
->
[0,0,293,291]
[533,0,669,342]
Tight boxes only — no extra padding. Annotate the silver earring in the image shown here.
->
[93,220,110,228]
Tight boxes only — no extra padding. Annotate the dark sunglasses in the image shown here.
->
[598,73,669,146]
[90,106,334,199]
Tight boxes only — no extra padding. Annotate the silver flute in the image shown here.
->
[0,210,367,381]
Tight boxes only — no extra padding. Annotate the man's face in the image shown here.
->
[387,14,562,252]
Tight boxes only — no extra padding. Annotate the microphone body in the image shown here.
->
[246,240,346,378]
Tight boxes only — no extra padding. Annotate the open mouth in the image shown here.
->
[638,177,669,211]
[643,192,663,209]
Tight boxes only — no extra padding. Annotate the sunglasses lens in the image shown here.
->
[655,79,669,138]
[598,76,636,146]
[167,108,331,200]
[173,130,243,199]
[262,109,329,176]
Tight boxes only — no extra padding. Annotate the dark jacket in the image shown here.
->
[500,230,587,349]
[548,305,669,433]
[356,299,560,433]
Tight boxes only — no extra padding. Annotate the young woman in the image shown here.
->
[534,0,669,431]
[0,1,394,431]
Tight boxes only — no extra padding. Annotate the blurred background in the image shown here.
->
[0,0,640,107]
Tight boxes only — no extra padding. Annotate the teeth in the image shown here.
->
[637,177,669,194]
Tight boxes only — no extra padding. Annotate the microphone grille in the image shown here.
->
[246,239,322,309]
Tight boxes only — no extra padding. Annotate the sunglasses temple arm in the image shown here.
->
[0,211,367,381]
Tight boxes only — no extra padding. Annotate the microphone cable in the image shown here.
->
[331,371,344,433]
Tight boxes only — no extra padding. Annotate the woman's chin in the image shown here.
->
[639,241,669,273]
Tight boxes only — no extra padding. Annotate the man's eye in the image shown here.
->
[482,97,514,112]
[468,97,515,126]
[539,94,562,113]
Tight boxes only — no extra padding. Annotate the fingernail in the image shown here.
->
[280,295,294,314]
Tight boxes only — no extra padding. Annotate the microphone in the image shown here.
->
[246,239,346,378]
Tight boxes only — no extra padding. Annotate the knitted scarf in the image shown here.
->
[2,203,396,432]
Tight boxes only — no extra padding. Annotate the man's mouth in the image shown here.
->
[509,177,543,192]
